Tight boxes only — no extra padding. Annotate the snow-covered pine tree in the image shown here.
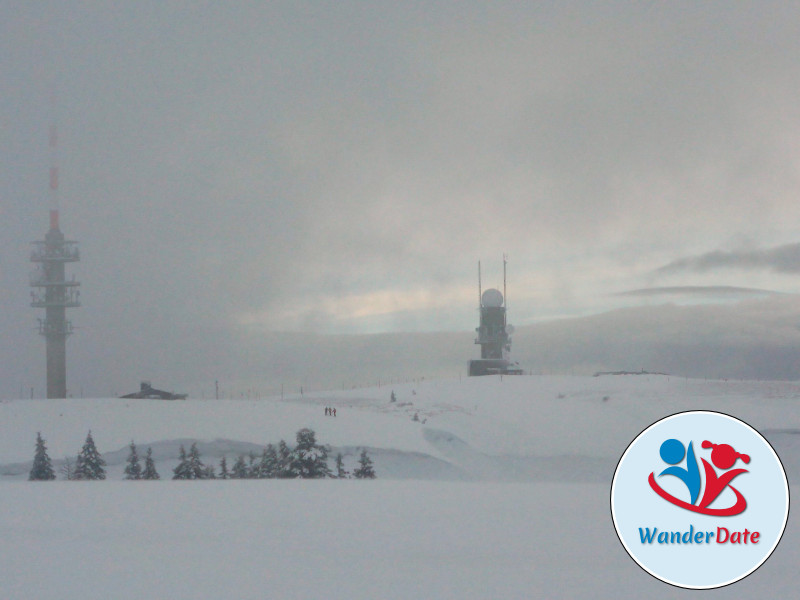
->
[124,440,142,480]
[255,444,278,478]
[265,443,279,478]
[173,443,208,479]
[74,430,106,480]
[218,456,230,480]
[290,428,332,479]
[188,443,208,479]
[276,440,294,478]
[172,445,190,480]
[29,432,56,480]
[230,454,249,479]
[353,448,376,479]
[335,452,349,479]
[142,447,160,480]
[247,451,258,478]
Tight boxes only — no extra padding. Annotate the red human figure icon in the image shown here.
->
[698,441,750,512]
[704,441,750,470]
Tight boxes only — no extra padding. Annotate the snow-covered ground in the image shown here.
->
[1,375,798,598]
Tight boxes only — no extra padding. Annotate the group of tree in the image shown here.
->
[29,428,375,481]
[29,432,159,481]
[123,441,160,480]
[30,430,119,481]
[173,428,375,480]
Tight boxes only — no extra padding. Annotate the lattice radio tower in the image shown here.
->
[29,103,80,398]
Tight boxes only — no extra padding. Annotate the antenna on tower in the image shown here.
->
[503,253,508,325]
[478,260,482,308]
[48,85,60,230]
[503,253,508,308]
[468,255,521,377]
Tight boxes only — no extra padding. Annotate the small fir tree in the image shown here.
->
[290,428,332,479]
[255,444,278,479]
[60,456,76,480]
[218,456,230,480]
[247,451,258,478]
[230,454,249,479]
[172,445,189,479]
[74,430,106,480]
[276,440,293,478]
[173,443,207,480]
[124,441,142,480]
[335,452,349,479]
[353,448,376,479]
[187,443,206,479]
[142,447,160,480]
[29,432,56,480]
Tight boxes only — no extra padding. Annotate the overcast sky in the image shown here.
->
[4,2,800,397]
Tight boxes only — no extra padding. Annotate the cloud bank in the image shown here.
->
[657,243,800,275]
[4,3,800,396]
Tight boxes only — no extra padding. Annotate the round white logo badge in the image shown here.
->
[611,411,789,589]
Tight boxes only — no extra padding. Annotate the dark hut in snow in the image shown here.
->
[120,381,187,400]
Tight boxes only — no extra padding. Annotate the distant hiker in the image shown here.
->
[325,407,330,416]
[333,408,337,417]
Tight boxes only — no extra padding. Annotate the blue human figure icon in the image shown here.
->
[658,439,701,505]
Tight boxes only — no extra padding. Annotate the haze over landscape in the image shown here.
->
[4,6,800,597]
[3,3,800,397]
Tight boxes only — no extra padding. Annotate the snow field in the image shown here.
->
[1,375,799,598]
[1,480,797,599]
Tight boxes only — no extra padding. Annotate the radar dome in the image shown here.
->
[482,288,504,307]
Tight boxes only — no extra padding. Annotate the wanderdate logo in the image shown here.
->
[611,411,789,589]
[648,438,750,516]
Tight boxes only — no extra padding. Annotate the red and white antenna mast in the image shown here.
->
[48,87,60,231]
[30,87,81,398]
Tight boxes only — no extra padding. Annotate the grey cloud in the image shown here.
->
[616,286,783,298]
[516,295,800,381]
[6,3,800,396]
[657,244,800,275]
[70,295,800,398]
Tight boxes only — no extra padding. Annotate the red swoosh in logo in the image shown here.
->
[648,472,747,516]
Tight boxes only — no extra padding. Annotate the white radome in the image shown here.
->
[482,288,503,307]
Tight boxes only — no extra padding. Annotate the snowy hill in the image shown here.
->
[1,375,798,599]
[3,374,799,482]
